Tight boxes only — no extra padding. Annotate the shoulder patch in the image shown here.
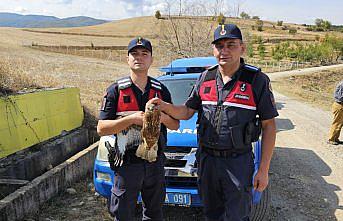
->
[239,64,260,84]
[203,68,217,82]
[100,92,108,111]
[207,64,219,71]
[243,64,261,73]
[149,77,162,90]
[117,77,132,90]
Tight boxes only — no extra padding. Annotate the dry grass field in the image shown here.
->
[273,67,343,111]
[1,16,342,128]
[0,44,132,128]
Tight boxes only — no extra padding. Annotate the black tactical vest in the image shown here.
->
[197,64,260,152]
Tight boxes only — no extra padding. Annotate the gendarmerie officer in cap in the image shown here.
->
[97,37,179,221]
[148,24,278,220]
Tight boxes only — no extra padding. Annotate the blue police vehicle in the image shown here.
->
[93,57,269,219]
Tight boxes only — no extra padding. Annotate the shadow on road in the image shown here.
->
[270,146,340,221]
[276,118,295,132]
[276,102,286,111]
[275,102,295,133]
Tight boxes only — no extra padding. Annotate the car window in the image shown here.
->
[161,79,196,105]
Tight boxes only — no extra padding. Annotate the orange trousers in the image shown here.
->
[328,102,343,142]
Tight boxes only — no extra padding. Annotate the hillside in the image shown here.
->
[20,15,343,55]
[0,12,108,28]
[29,16,160,37]
[27,16,341,39]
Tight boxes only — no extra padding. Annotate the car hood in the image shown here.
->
[166,113,198,147]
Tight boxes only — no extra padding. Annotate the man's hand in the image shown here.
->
[160,112,179,130]
[147,98,166,111]
[147,97,196,120]
[127,111,144,126]
[253,169,269,192]
[160,112,168,124]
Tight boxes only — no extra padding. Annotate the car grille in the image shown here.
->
[164,146,198,187]
[165,176,197,187]
[164,146,193,153]
[165,159,187,168]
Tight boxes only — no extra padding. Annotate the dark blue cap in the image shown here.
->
[128,37,152,54]
[212,24,242,44]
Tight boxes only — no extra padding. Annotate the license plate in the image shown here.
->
[138,192,191,206]
[165,193,191,206]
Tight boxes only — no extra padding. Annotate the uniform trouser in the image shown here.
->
[109,155,165,221]
[328,102,343,142]
[196,150,254,221]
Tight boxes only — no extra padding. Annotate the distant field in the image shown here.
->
[2,16,340,66]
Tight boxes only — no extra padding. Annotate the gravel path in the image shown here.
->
[268,65,343,221]
[269,92,343,221]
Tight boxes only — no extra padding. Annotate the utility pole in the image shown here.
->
[237,4,240,17]
[179,0,182,16]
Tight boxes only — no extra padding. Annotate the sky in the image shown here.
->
[0,0,342,25]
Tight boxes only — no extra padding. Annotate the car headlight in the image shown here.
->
[96,171,112,182]
[96,135,116,161]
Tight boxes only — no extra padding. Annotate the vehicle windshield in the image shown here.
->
[161,79,196,105]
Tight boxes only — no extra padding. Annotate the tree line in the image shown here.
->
[248,35,343,64]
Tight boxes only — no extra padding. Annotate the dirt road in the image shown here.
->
[268,65,343,221]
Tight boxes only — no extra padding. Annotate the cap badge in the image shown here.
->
[240,83,246,92]
[220,25,226,35]
[137,37,143,45]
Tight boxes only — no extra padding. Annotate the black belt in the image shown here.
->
[201,146,244,158]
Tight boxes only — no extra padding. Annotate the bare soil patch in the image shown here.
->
[32,178,204,221]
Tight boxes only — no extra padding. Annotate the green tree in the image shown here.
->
[323,34,343,61]
[257,41,266,59]
[272,44,284,61]
[314,18,332,31]
[289,28,297,34]
[252,16,260,20]
[155,10,161,19]
[306,26,313,31]
[286,46,298,58]
[246,41,254,58]
[240,12,250,19]
[277,20,283,26]
[323,20,332,31]
[255,36,263,44]
[256,19,263,31]
[315,18,324,27]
